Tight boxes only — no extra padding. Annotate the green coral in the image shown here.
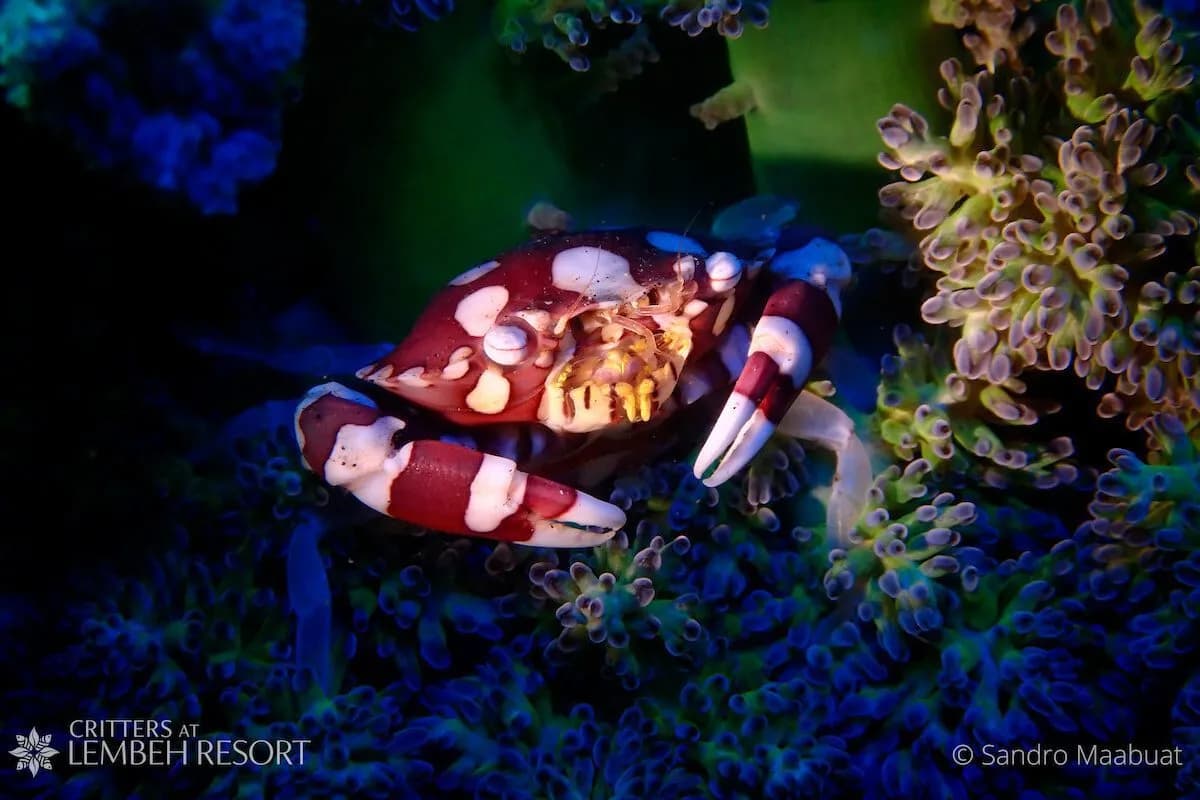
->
[875,323,1078,488]
[930,0,1044,71]
[530,530,703,687]
[824,460,980,660]
[880,0,1200,443]
[1087,412,1200,559]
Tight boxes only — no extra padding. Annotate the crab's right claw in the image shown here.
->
[693,242,848,487]
[295,383,624,548]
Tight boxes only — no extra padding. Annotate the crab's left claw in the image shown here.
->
[694,238,850,488]
[295,383,624,548]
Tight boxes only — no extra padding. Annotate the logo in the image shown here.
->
[10,728,59,776]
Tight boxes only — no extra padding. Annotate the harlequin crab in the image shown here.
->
[295,220,872,548]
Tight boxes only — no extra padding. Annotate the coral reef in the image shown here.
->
[929,0,1044,71]
[874,323,1080,488]
[6,3,1200,799]
[0,0,305,213]
[492,0,769,73]
[878,0,1200,445]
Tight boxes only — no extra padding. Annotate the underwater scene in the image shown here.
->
[2,0,1200,797]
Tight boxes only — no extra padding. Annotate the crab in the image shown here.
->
[294,220,873,548]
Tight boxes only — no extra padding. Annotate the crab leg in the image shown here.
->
[295,383,624,547]
[777,391,873,545]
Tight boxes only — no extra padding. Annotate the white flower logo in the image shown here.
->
[10,728,59,776]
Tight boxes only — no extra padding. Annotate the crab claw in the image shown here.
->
[694,241,847,487]
[295,383,624,548]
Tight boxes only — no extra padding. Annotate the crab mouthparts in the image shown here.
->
[540,307,693,432]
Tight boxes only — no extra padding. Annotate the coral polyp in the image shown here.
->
[874,323,1079,488]
[930,0,1044,71]
[824,461,980,661]
[492,0,769,72]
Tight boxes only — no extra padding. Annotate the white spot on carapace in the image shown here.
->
[713,296,736,336]
[750,315,813,381]
[551,247,641,303]
[323,417,411,514]
[355,363,393,381]
[674,256,697,282]
[441,359,471,381]
[441,346,474,381]
[513,309,553,333]
[646,231,708,256]
[465,369,511,414]
[391,366,432,388]
[450,259,501,286]
[684,299,709,318]
[464,454,527,532]
[455,285,510,337]
[483,325,529,365]
[707,252,743,293]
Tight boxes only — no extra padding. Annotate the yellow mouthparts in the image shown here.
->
[613,378,658,423]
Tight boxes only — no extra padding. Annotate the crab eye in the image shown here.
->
[707,252,743,292]
[483,325,530,366]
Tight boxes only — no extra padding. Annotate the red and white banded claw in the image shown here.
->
[295,383,625,548]
[693,239,847,487]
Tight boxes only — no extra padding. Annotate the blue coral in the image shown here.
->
[0,0,304,213]
[338,0,453,32]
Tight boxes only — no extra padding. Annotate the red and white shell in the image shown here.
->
[354,229,766,434]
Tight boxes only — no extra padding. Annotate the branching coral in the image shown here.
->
[340,539,507,674]
[1080,413,1200,669]
[49,523,298,782]
[875,323,1080,488]
[492,0,768,73]
[529,530,704,689]
[930,0,1045,71]
[883,0,1200,445]
[0,0,304,213]
[824,461,982,661]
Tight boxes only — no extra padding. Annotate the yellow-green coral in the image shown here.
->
[883,0,1200,441]
[825,460,980,659]
[1088,413,1200,548]
[1046,0,1195,123]
[875,324,1078,488]
[930,0,1045,71]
